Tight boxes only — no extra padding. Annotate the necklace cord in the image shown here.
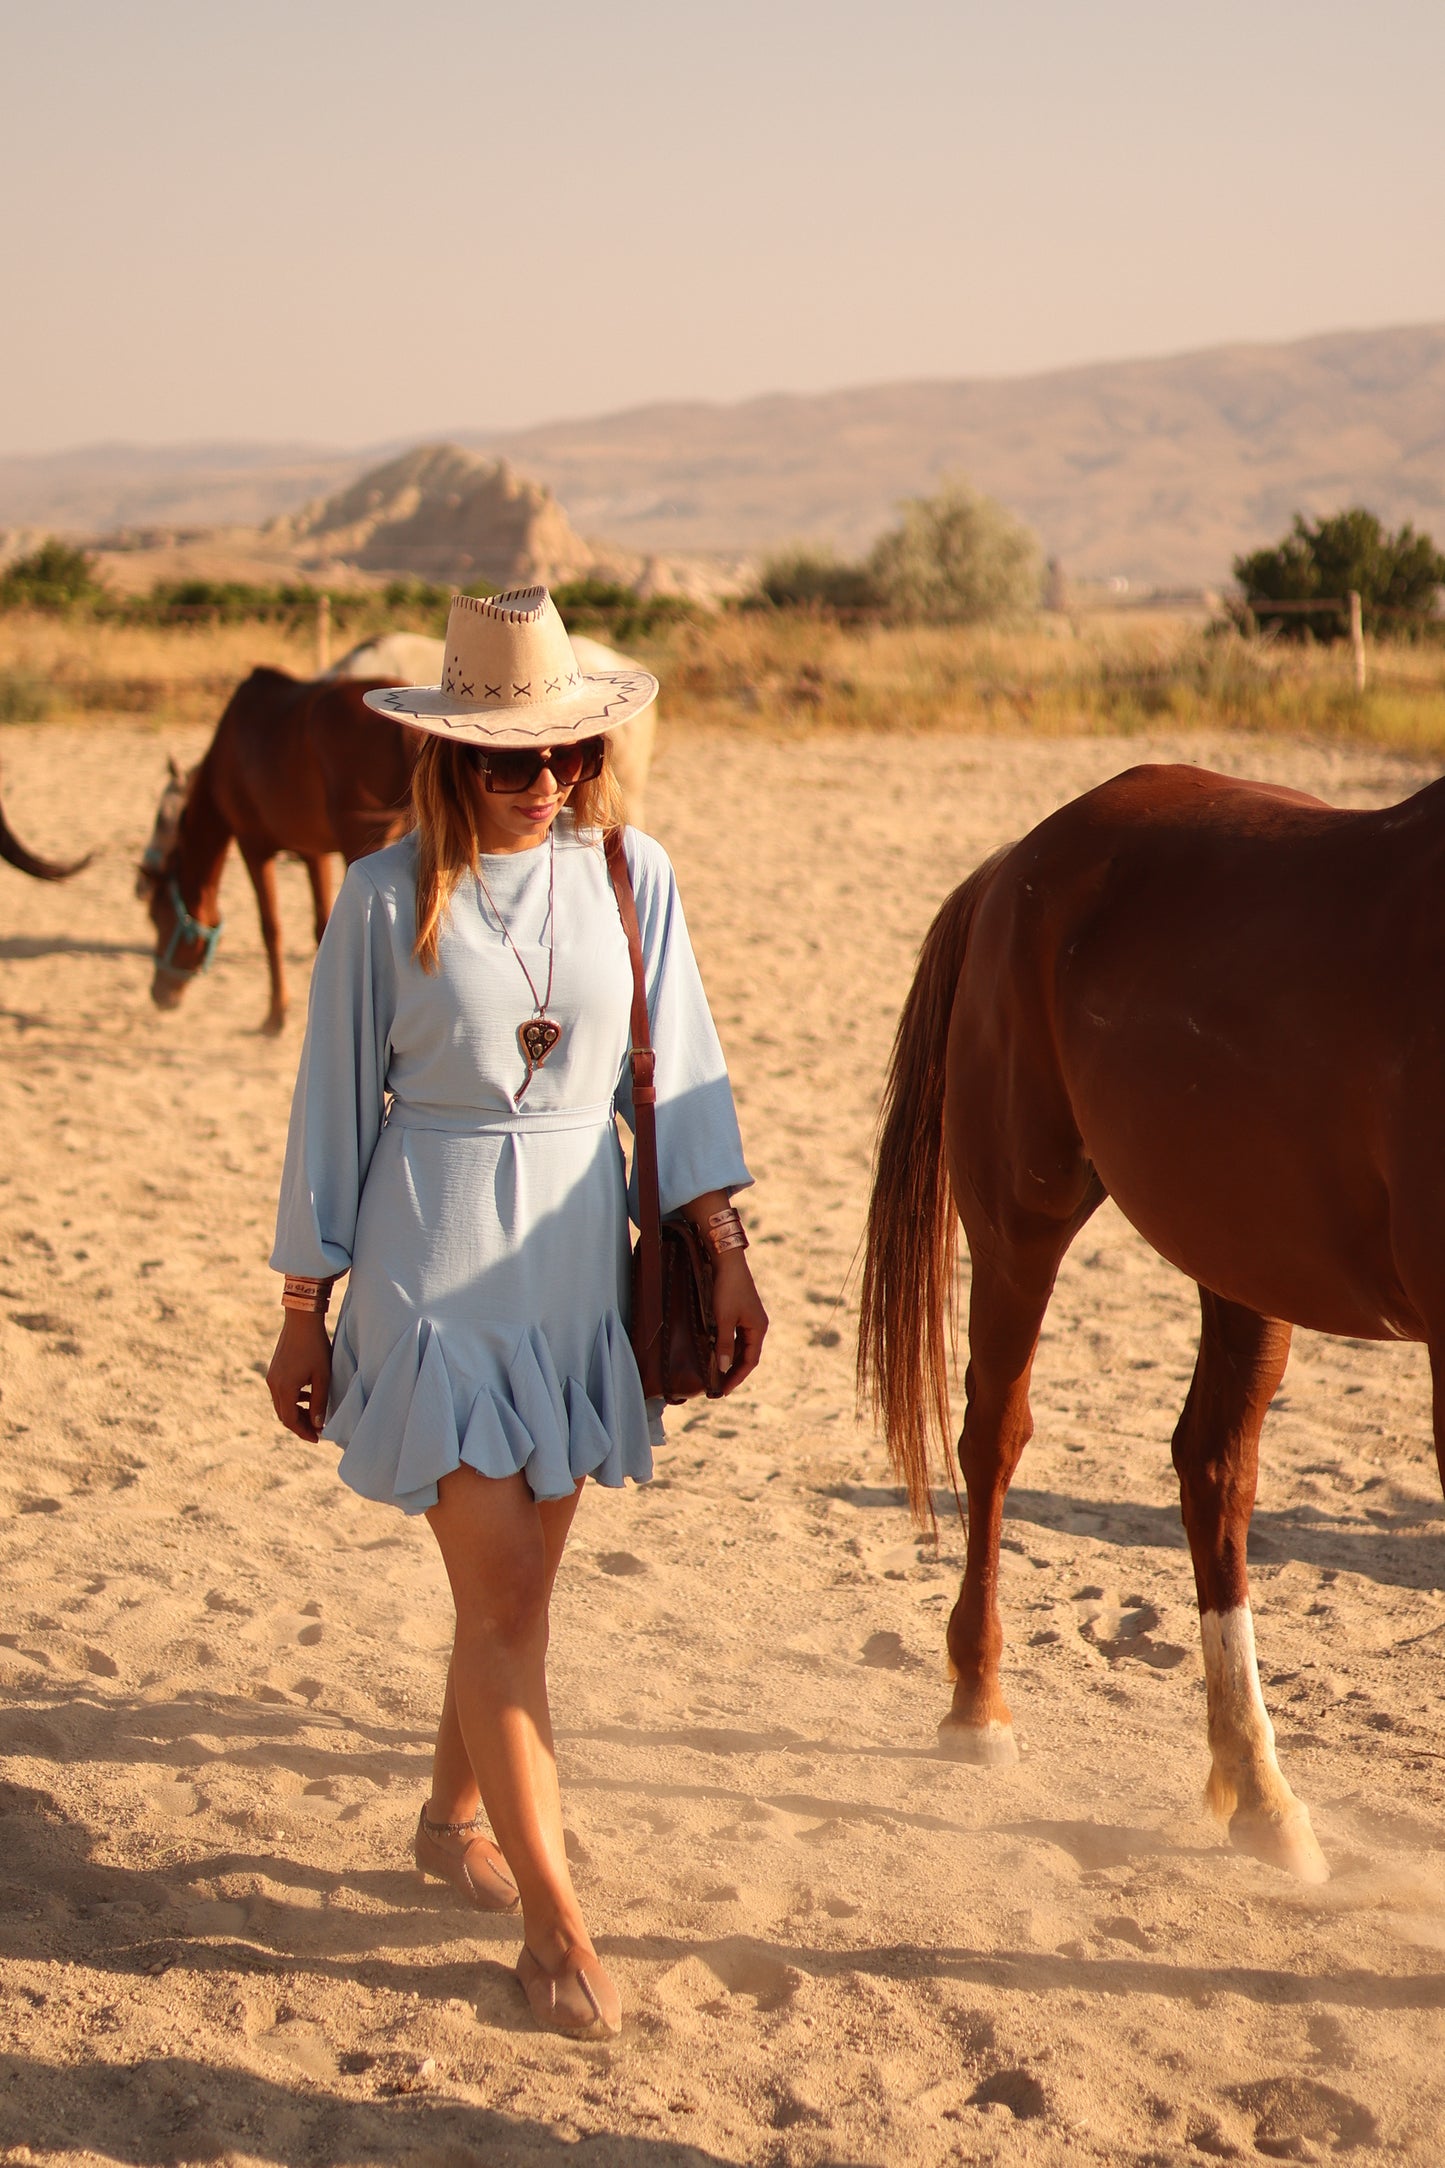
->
[474,829,556,1016]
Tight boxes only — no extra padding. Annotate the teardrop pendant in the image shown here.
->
[514,1014,563,1103]
[519,1015,562,1068]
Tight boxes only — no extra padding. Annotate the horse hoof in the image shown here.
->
[937,1716,1019,1766]
[1229,1802,1329,1884]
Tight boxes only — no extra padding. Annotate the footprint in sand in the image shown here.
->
[204,1589,252,1617]
[242,1606,332,1651]
[1229,2076,1378,2157]
[860,1629,919,1670]
[700,1942,804,2013]
[147,1778,203,1818]
[770,2081,832,2130]
[596,1551,649,1577]
[1096,1913,1155,1952]
[1074,1589,1188,1670]
[298,1779,345,1820]
[260,2018,338,2084]
[967,2068,1048,2121]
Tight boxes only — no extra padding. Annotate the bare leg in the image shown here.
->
[428,1481,582,1825]
[304,852,334,945]
[941,1222,1074,1763]
[424,1469,594,1968]
[239,843,287,1034]
[1172,1288,1326,1882]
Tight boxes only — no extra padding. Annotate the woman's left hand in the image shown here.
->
[712,1252,768,1393]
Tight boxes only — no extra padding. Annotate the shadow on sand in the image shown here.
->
[822,1480,1445,1594]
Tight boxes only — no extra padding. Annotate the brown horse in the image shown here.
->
[140,669,413,1032]
[860,761,1445,1884]
[1,768,90,881]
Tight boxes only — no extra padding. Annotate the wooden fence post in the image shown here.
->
[1348,589,1365,693]
[316,592,331,674]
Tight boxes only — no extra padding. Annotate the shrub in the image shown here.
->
[0,539,105,615]
[868,481,1041,626]
[551,580,697,646]
[755,548,882,620]
[0,669,53,722]
[119,580,380,632]
[1235,509,1445,641]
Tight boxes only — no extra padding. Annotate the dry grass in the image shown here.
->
[631,610,1445,756]
[3,606,1445,757]
[0,612,323,730]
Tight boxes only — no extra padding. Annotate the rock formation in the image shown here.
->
[271,443,616,588]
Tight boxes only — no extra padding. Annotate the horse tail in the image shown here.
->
[0,772,91,881]
[858,847,1009,1527]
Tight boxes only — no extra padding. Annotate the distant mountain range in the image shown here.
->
[3,322,1443,588]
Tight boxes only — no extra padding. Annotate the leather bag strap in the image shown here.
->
[604,828,663,1385]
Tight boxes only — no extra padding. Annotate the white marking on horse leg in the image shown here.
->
[1200,1605,1327,1882]
[937,1713,1019,1766]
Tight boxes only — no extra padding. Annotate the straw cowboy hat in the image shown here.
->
[362,586,658,747]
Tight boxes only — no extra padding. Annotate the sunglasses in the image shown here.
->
[468,737,606,794]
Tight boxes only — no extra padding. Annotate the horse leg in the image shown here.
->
[304,853,334,945]
[1172,1288,1326,1882]
[941,1220,1076,1764]
[239,843,287,1035]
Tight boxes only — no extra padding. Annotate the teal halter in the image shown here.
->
[156,878,224,979]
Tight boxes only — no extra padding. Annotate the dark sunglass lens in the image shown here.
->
[483,749,541,793]
[576,738,606,782]
[547,745,587,787]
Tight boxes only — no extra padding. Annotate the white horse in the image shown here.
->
[326,631,659,829]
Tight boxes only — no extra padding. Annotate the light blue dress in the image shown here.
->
[271,817,750,1516]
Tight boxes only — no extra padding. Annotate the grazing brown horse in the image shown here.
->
[860,761,1445,1884]
[1,768,90,881]
[140,670,413,1032]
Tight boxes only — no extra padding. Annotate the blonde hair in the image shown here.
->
[411,735,626,972]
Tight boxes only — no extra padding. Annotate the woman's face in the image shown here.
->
[470,752,572,855]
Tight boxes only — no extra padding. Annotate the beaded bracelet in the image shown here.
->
[281,1275,335,1316]
[699,1206,749,1259]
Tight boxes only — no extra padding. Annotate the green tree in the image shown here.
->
[1234,508,1445,641]
[0,538,105,614]
[755,548,882,620]
[868,481,1040,626]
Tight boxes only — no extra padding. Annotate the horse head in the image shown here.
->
[139,758,223,1009]
[136,756,192,900]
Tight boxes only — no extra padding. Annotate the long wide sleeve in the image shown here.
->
[271,865,398,1281]
[613,829,752,1219]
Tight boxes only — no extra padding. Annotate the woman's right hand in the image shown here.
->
[267,1313,334,1442]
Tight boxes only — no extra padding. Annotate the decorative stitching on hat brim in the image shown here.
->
[361,669,658,746]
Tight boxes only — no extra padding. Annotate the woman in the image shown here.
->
[266,587,767,2039]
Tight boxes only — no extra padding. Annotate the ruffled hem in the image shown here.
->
[324,1308,654,1515]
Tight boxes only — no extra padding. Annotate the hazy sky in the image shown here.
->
[3,0,1443,455]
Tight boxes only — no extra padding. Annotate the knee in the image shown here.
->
[454,1560,550,1651]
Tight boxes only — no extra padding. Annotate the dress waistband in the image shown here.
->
[385,1099,616,1137]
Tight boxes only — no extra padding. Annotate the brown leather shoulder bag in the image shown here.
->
[605,829,724,1403]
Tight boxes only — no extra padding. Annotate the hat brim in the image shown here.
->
[362,667,658,747]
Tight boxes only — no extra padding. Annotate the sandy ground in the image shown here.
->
[2,713,1444,2168]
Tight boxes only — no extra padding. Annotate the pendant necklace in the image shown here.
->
[475,830,561,1104]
